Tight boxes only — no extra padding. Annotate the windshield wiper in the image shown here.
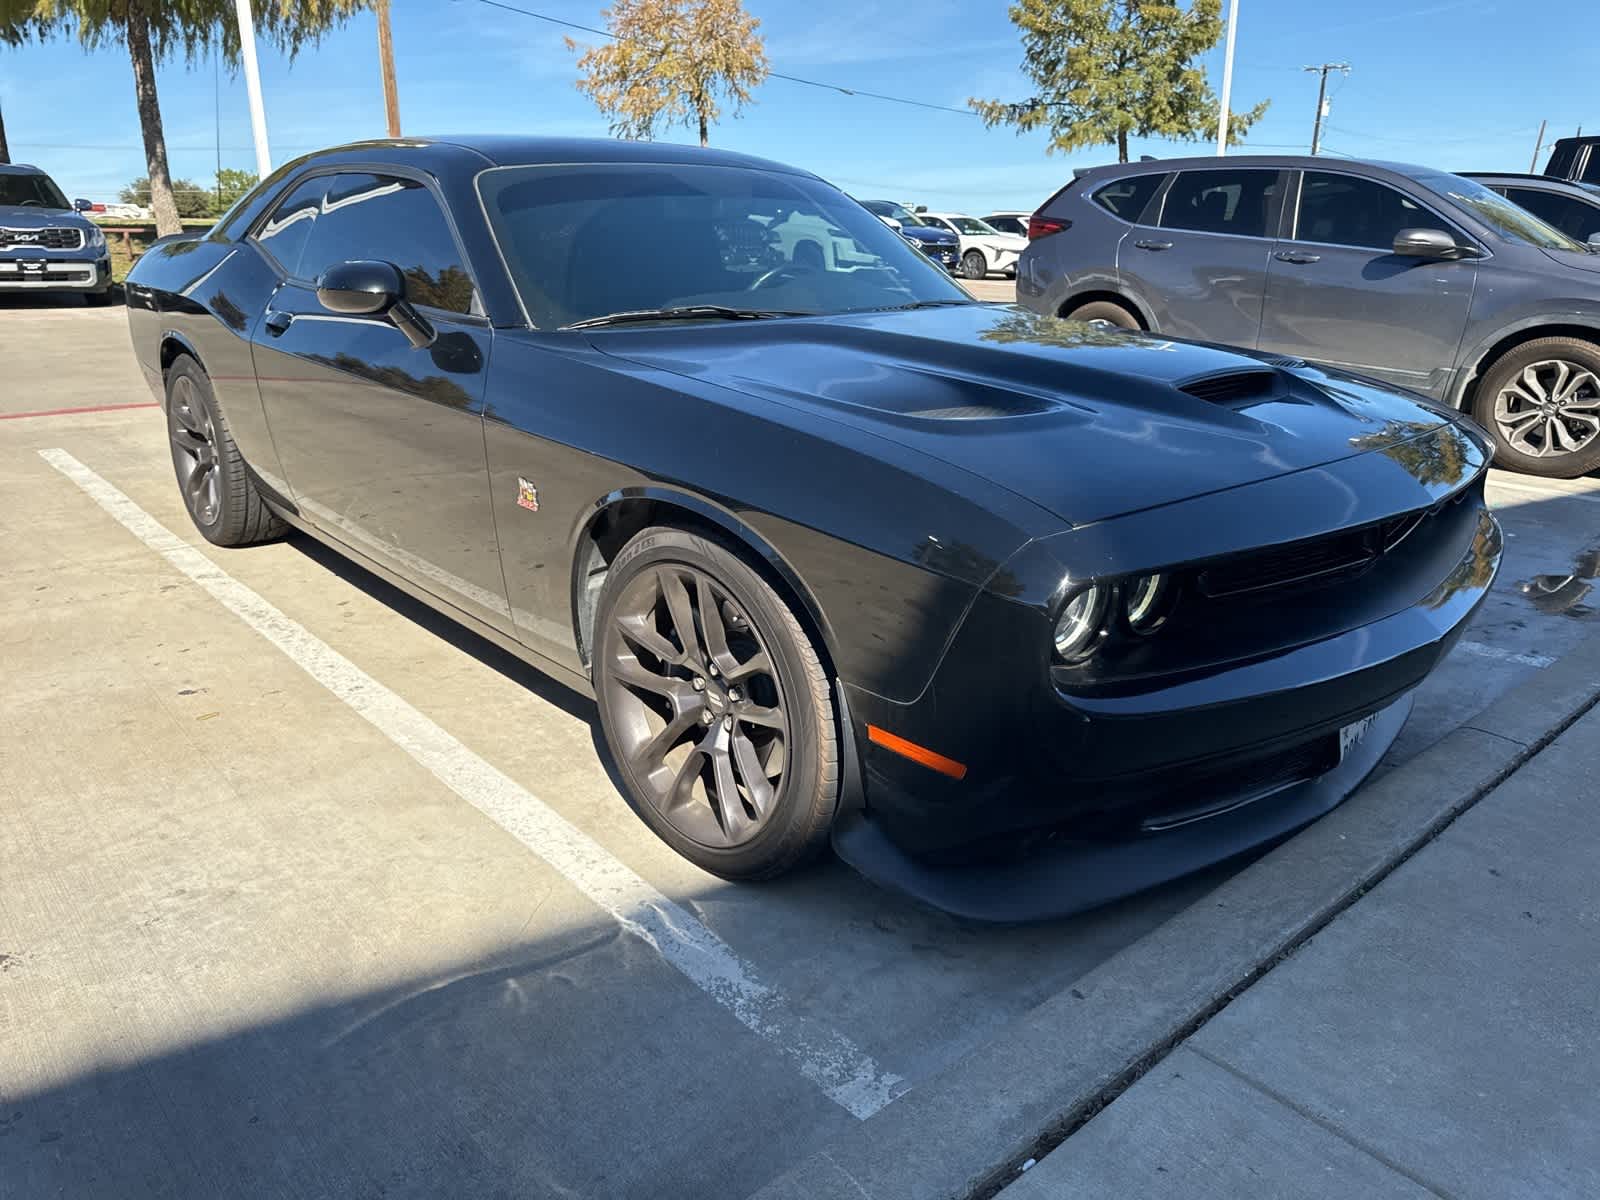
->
[867,298,978,313]
[561,305,806,330]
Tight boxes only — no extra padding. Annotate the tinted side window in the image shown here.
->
[254,175,328,274]
[294,173,477,315]
[1579,152,1600,186]
[1506,188,1600,242]
[1094,175,1163,223]
[1159,170,1276,238]
[1295,172,1453,249]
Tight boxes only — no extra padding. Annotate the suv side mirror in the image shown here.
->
[1587,235,1600,253]
[315,259,435,348]
[73,198,94,212]
[1393,228,1473,260]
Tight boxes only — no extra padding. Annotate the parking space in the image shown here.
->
[3,301,1596,1198]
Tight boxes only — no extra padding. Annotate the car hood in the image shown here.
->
[0,205,82,228]
[901,226,958,245]
[591,306,1457,526]
[1538,246,1600,275]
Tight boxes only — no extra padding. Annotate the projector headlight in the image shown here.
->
[1053,584,1107,663]
[85,224,106,250]
[1124,572,1176,634]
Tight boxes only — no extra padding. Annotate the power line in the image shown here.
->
[470,0,981,117]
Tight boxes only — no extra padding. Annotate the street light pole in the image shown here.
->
[1216,0,1239,155]
[234,0,273,178]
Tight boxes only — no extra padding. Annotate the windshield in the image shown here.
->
[1407,169,1589,252]
[864,200,924,226]
[0,172,70,210]
[948,216,999,235]
[478,164,970,329]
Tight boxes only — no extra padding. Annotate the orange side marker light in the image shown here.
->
[866,725,968,781]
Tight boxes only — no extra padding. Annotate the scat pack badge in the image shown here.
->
[515,477,539,512]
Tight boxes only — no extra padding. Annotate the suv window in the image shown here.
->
[1504,187,1600,243]
[291,172,478,315]
[1093,175,1163,223]
[1296,172,1452,249]
[1159,170,1277,238]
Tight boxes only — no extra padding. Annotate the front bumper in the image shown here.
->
[835,424,1502,920]
[0,256,111,291]
[913,241,960,271]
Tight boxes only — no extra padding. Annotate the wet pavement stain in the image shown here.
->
[1515,543,1600,618]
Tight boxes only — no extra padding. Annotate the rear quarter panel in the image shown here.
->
[125,236,287,493]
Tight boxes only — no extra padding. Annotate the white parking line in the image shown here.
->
[40,448,906,1121]
[1455,640,1555,669]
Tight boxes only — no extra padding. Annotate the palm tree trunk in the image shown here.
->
[125,2,180,236]
[698,109,708,148]
[0,99,10,164]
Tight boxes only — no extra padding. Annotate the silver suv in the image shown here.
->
[0,163,113,304]
[1018,155,1600,478]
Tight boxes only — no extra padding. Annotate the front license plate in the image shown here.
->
[1339,714,1377,760]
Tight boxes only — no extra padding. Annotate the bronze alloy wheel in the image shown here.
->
[593,527,838,878]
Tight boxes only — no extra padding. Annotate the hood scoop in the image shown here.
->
[1179,369,1282,406]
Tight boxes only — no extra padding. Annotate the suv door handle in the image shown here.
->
[1133,239,1173,251]
[263,309,294,336]
[1274,250,1322,264]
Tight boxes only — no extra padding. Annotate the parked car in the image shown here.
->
[914,211,1026,279]
[1019,154,1600,477]
[1543,136,1600,186]
[982,210,1030,238]
[125,136,1500,920]
[1464,173,1600,247]
[0,163,114,304]
[858,199,960,272]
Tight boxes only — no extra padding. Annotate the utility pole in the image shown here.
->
[1215,0,1239,155]
[376,0,402,138]
[234,0,273,179]
[1303,62,1349,156]
[1530,119,1547,173]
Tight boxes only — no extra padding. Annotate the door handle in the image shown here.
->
[263,309,294,336]
[1133,239,1173,251]
[1274,250,1322,264]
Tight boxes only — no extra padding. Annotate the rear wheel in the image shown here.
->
[961,249,988,279]
[1472,337,1600,478]
[593,526,838,880]
[1063,299,1140,330]
[165,355,285,546]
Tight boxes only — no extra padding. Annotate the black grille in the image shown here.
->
[1180,369,1279,405]
[0,226,85,251]
[1198,511,1430,598]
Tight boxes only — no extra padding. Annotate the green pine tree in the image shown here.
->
[971,0,1269,162]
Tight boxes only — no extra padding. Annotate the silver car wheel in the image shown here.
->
[1493,359,1600,458]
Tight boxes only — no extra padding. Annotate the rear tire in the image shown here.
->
[1064,299,1140,330]
[1472,337,1600,478]
[165,355,285,546]
[961,249,988,279]
[592,526,838,880]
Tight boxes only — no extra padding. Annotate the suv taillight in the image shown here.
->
[1027,215,1070,240]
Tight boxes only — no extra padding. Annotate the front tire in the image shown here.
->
[592,526,839,880]
[165,355,285,546]
[1472,337,1600,478]
[961,249,988,280]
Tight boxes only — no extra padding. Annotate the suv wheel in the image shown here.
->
[961,249,988,279]
[1473,337,1600,478]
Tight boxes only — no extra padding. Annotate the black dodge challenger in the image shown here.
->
[125,137,1502,920]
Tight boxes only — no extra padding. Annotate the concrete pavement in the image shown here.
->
[1003,697,1600,1199]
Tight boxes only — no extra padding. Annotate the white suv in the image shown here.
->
[915,211,1026,279]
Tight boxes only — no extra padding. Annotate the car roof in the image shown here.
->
[1464,172,1600,196]
[0,162,46,175]
[300,135,818,179]
[1076,153,1439,180]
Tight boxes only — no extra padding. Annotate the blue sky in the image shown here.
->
[1,0,1594,213]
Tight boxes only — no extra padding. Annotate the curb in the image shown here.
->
[748,634,1600,1200]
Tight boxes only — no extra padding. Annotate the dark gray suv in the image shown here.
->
[1018,155,1600,478]
[0,163,114,304]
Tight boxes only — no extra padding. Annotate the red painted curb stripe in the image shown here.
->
[0,401,159,422]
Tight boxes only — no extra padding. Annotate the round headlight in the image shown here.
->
[1124,573,1175,633]
[1053,585,1107,662]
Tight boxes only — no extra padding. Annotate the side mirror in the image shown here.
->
[913,205,928,213]
[73,198,94,212]
[1587,235,1600,253]
[1393,228,1472,260]
[315,259,435,348]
